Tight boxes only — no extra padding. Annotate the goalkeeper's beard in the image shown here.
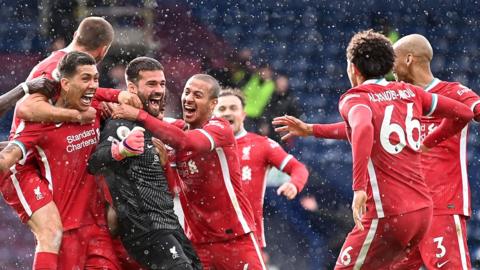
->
[138,93,161,117]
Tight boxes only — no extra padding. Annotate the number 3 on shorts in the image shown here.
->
[340,246,353,266]
[433,237,446,258]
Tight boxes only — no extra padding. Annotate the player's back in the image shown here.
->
[420,79,479,216]
[27,49,67,81]
[174,118,255,244]
[340,78,432,219]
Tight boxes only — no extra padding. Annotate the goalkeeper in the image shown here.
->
[88,57,201,270]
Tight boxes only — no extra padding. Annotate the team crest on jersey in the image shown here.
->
[242,166,252,181]
[188,159,199,174]
[169,246,179,259]
[34,186,44,200]
[242,146,251,160]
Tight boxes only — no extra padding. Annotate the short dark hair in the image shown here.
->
[126,57,164,84]
[58,51,96,78]
[346,30,394,79]
[76,17,114,51]
[191,74,220,99]
[219,88,245,108]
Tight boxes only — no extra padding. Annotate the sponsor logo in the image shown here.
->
[436,260,449,268]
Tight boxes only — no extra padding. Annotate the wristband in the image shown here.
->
[20,82,29,95]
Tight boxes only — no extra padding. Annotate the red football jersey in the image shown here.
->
[235,130,294,247]
[11,118,101,231]
[420,79,480,216]
[173,118,255,244]
[339,78,433,219]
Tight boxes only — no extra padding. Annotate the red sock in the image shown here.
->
[33,252,58,270]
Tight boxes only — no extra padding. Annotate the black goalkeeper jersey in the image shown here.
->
[88,118,180,234]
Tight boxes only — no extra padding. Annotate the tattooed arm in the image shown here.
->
[0,143,23,174]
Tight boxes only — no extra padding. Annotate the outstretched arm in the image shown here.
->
[112,104,213,153]
[17,88,141,124]
[273,115,348,141]
[0,78,57,118]
[422,94,473,149]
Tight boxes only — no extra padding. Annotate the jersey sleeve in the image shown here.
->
[194,118,235,150]
[265,138,292,170]
[338,93,371,122]
[445,85,480,121]
[11,123,42,161]
[265,138,309,192]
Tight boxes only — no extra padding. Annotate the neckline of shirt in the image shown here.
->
[362,78,388,86]
[235,128,248,139]
[424,78,441,92]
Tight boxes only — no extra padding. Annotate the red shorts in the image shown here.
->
[112,238,145,270]
[193,232,266,270]
[392,214,471,270]
[58,223,120,270]
[335,207,432,270]
[0,169,52,223]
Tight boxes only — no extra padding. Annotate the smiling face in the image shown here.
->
[181,78,217,129]
[128,70,166,117]
[214,94,245,134]
[61,64,99,111]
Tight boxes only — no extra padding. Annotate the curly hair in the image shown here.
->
[346,30,395,79]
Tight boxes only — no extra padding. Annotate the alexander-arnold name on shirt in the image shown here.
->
[368,88,416,103]
[66,128,99,153]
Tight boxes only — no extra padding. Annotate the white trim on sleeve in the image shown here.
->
[425,94,438,117]
[197,129,215,151]
[11,140,27,164]
[367,159,384,218]
[279,155,293,171]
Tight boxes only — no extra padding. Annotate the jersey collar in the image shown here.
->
[235,128,248,139]
[362,78,388,86]
[424,78,441,92]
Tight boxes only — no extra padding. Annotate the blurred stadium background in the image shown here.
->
[0,0,480,269]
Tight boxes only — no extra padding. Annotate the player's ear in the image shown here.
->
[406,53,414,66]
[209,98,218,112]
[60,77,70,92]
[127,81,138,95]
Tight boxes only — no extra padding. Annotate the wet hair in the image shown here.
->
[346,30,395,79]
[58,51,96,78]
[75,17,114,51]
[219,88,245,108]
[126,57,164,84]
[190,74,221,99]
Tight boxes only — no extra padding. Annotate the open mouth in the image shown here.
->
[183,104,196,117]
[221,116,234,125]
[80,92,94,106]
[149,97,161,109]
